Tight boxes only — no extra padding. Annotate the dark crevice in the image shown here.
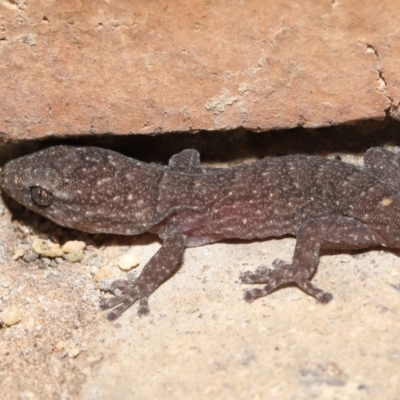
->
[1,118,400,166]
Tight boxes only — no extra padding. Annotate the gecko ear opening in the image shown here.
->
[30,186,54,207]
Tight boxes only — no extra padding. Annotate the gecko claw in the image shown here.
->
[137,299,150,316]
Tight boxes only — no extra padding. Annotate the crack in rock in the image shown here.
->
[365,44,393,116]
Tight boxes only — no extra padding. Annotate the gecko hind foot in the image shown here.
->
[244,280,333,304]
[240,258,289,284]
[99,280,150,321]
[241,261,333,304]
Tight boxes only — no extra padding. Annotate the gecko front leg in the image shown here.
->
[100,226,187,320]
[241,216,387,303]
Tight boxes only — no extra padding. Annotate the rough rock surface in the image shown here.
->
[0,0,399,139]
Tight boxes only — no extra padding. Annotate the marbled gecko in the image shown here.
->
[1,146,399,320]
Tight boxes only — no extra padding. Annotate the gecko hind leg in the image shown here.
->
[240,216,386,305]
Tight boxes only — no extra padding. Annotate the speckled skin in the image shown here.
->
[1,146,400,320]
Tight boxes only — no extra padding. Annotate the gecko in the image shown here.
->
[1,145,399,321]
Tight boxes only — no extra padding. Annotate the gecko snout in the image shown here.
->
[0,157,33,202]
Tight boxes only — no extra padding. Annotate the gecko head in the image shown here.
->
[0,146,71,215]
[0,145,158,234]
[0,145,119,232]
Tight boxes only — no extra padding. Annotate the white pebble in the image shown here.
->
[1,308,22,326]
[32,239,63,258]
[62,240,86,253]
[118,253,140,271]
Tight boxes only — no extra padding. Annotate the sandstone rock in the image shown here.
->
[0,1,397,139]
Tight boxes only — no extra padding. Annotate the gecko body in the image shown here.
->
[1,146,399,320]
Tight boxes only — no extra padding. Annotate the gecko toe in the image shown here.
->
[240,271,255,284]
[109,279,130,294]
[99,295,127,310]
[106,310,120,321]
[241,260,292,284]
[294,278,333,304]
[106,299,138,320]
[240,270,272,284]
[271,258,287,268]
[137,297,150,316]
[244,288,265,302]
[317,292,333,304]
[99,297,112,310]
[101,294,140,320]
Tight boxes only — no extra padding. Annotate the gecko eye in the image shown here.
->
[30,186,54,207]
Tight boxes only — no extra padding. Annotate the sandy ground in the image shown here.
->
[0,149,400,400]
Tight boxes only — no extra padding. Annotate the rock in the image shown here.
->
[118,253,140,271]
[63,251,84,263]
[62,241,86,253]
[0,1,398,139]
[1,280,10,288]
[61,241,86,263]
[12,249,25,260]
[93,267,114,282]
[1,308,22,326]
[64,340,82,358]
[23,251,39,263]
[32,239,63,258]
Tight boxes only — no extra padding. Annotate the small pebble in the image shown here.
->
[118,253,140,271]
[62,240,86,253]
[32,239,63,258]
[93,267,114,282]
[90,265,99,275]
[54,341,65,351]
[1,308,23,326]
[12,249,25,260]
[63,251,84,263]
[23,251,39,263]
[64,340,81,358]
[46,271,62,281]
[41,257,51,267]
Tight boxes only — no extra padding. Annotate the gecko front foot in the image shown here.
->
[99,280,150,321]
[241,260,333,304]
